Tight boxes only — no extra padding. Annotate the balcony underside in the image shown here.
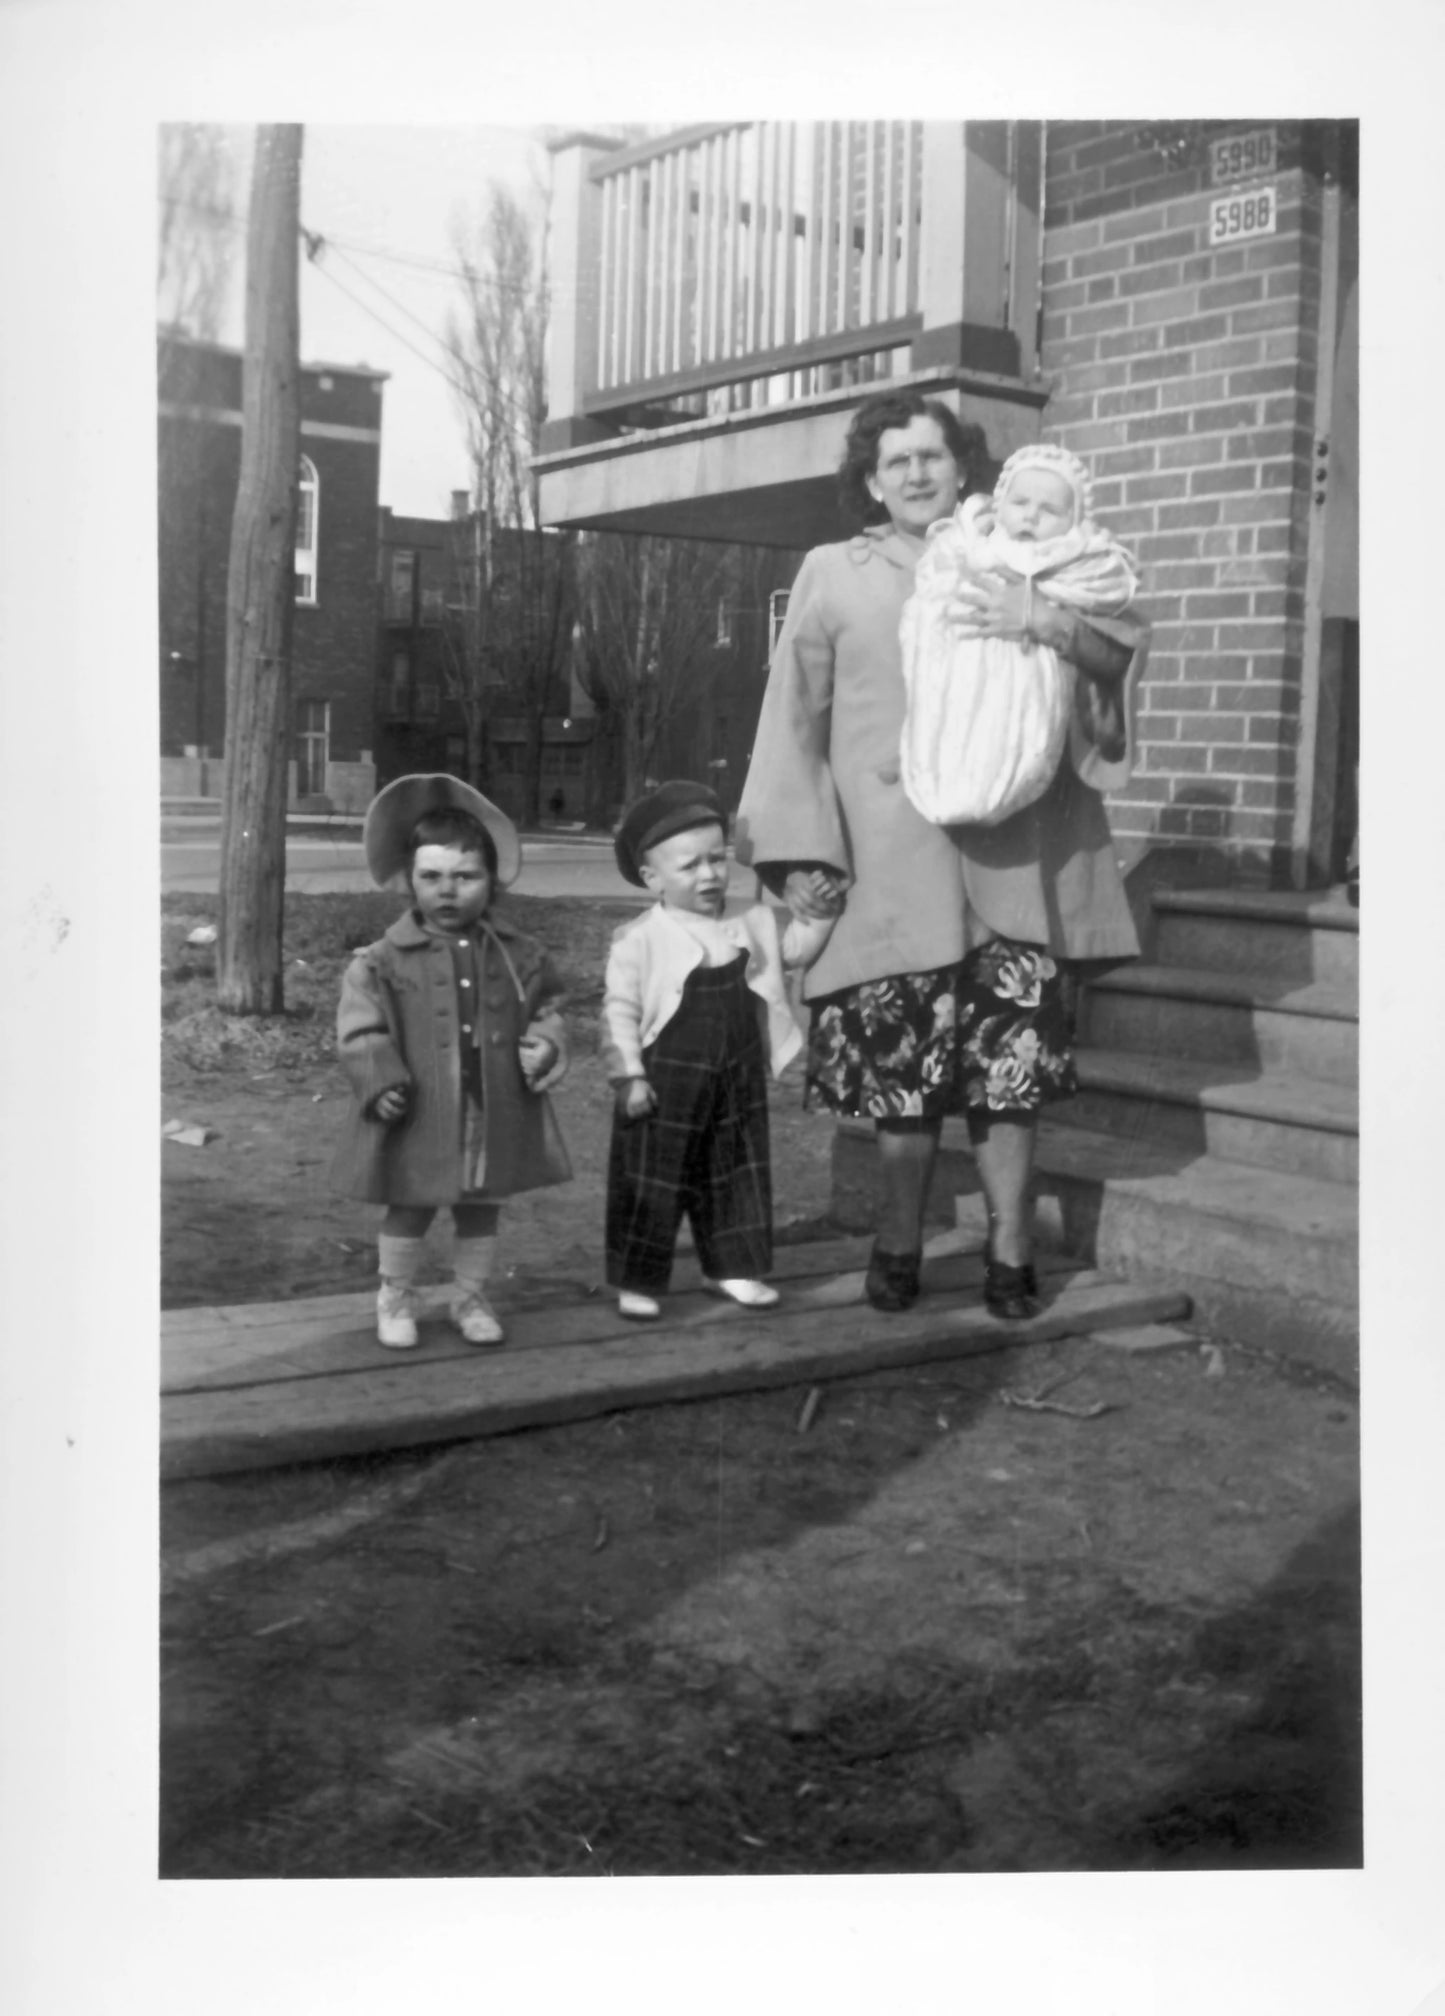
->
[534,366,1049,550]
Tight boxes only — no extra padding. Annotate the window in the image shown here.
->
[387,651,410,719]
[768,588,790,661]
[415,681,440,720]
[295,457,319,604]
[296,699,329,796]
[387,550,416,624]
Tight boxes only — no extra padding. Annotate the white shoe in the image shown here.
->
[377,1281,421,1350]
[454,1289,505,1347]
[618,1290,662,1321]
[703,1277,780,1309]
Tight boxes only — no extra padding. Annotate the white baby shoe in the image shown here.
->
[454,1290,505,1347]
[703,1277,780,1309]
[377,1282,421,1350]
[618,1290,662,1321]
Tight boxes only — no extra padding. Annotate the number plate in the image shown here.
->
[1210,128,1277,185]
[1209,184,1278,246]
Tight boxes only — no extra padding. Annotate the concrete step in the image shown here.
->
[1152,886,1358,989]
[1081,963,1358,1085]
[1028,1123,1358,1384]
[828,1119,1357,1380]
[1058,1047,1358,1185]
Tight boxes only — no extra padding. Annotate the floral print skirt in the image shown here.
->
[804,937,1079,1122]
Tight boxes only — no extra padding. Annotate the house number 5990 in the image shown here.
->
[1209,185,1277,246]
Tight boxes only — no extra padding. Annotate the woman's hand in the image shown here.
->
[784,867,846,922]
[616,1077,657,1122]
[944,569,1030,641]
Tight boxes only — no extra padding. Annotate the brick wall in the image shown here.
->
[157,334,384,798]
[1039,122,1329,886]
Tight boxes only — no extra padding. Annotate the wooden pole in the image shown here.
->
[217,124,302,1014]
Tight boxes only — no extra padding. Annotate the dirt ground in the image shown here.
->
[160,893,1362,1876]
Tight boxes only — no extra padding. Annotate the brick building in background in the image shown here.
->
[157,330,387,813]
[537,118,1359,895]
[1036,121,1358,892]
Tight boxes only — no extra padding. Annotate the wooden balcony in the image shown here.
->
[536,122,1049,548]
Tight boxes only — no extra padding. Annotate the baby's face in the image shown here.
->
[996,468,1076,543]
[639,822,729,916]
[410,843,493,931]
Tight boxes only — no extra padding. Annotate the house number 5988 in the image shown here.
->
[1208,184,1277,246]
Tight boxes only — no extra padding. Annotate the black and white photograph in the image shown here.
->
[3,6,1441,2013]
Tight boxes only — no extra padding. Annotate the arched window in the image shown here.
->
[295,456,319,604]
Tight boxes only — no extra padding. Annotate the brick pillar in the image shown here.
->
[1038,121,1326,888]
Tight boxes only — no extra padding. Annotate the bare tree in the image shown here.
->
[573,533,743,811]
[217,124,302,1016]
[157,123,237,340]
[446,184,574,824]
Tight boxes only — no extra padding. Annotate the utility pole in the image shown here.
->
[217,124,302,1014]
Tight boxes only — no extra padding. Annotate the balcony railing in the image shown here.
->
[591,122,924,411]
[544,122,1043,449]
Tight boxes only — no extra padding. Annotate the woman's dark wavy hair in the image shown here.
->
[837,390,992,527]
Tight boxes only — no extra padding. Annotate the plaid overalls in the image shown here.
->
[605,952,772,1294]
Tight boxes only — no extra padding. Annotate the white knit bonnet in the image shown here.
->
[993,443,1097,531]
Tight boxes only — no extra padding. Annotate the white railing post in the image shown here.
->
[915,121,1038,379]
[541,132,621,450]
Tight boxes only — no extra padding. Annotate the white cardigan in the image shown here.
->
[601,900,832,1083]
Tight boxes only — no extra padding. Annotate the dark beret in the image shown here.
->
[613,780,727,887]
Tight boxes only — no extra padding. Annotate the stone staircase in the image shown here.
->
[1038,885,1360,1380]
[832,885,1361,1382]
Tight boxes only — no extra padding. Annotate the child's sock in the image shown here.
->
[453,1234,504,1346]
[376,1233,425,1349]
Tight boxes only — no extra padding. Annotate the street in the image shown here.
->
[162,828,652,904]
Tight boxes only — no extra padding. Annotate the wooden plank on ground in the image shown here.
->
[161,1273,1191,1480]
[162,1243,1083,1395]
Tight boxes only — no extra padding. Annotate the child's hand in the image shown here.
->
[518,1034,558,1086]
[373,1086,410,1124]
[799,868,845,918]
[616,1077,657,1122]
[784,868,844,922]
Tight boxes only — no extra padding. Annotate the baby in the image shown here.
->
[602,780,836,1322]
[899,442,1141,827]
[331,774,572,1351]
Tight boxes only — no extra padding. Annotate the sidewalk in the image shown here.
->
[160,801,617,844]
[161,1229,1193,1480]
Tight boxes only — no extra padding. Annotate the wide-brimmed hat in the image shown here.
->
[614,780,726,888]
[364,773,521,890]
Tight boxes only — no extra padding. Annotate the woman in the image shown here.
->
[734,389,1148,1318]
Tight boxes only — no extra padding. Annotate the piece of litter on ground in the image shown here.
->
[904,1540,928,1556]
[591,1512,609,1553]
[163,1120,216,1147]
[1089,1322,1197,1354]
[796,1387,823,1435]
[1202,1345,1227,1378]
[252,1614,307,1638]
[999,1387,1114,1419]
[936,1414,950,1431]
[185,924,217,947]
[986,1469,1013,1483]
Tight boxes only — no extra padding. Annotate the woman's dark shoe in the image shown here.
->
[865,1245,921,1313]
[983,1256,1041,1321]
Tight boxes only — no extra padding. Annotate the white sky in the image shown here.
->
[207,124,552,518]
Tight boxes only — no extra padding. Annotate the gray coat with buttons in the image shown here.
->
[330,906,571,1206]
[734,527,1150,998]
